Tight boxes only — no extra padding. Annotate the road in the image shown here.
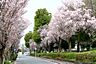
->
[16,55,74,64]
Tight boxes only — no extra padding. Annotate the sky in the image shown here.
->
[20,0,62,46]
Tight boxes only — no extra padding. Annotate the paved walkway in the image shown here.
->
[16,55,74,64]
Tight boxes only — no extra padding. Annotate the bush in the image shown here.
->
[76,50,96,63]
[31,50,96,63]
[10,52,18,62]
[4,60,11,64]
[31,52,76,61]
[60,52,76,61]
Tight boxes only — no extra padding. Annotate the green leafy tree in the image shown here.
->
[34,8,51,31]
[32,31,41,44]
[75,29,91,52]
[32,8,51,44]
[91,32,96,48]
[24,31,32,48]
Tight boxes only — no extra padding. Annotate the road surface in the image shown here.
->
[16,55,74,64]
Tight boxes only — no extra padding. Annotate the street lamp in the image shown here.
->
[34,47,37,58]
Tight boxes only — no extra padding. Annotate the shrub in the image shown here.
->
[4,60,11,64]
[10,52,18,62]
[60,52,76,61]
[31,50,96,63]
[76,51,96,63]
[31,52,76,61]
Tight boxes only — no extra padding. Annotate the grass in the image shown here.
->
[31,52,76,62]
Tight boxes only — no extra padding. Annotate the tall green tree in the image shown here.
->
[24,31,32,48]
[32,8,51,44]
[32,31,41,44]
[34,8,51,31]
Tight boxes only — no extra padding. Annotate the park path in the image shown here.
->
[16,55,74,64]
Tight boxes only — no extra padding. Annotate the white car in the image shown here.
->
[18,52,22,57]
[24,52,29,55]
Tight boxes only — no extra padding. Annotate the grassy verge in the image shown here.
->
[31,50,96,64]
[31,52,76,62]
[76,50,96,63]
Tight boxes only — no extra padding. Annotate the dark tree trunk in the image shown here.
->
[68,38,71,52]
[29,48,31,55]
[87,44,90,51]
[69,42,71,52]
[48,45,51,52]
[0,44,5,64]
[58,38,62,52]
[0,55,3,64]
[77,42,80,52]
[0,50,4,64]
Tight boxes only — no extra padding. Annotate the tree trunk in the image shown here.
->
[0,52,5,64]
[29,48,31,55]
[68,38,71,52]
[0,55,3,64]
[48,45,51,52]
[77,42,80,52]
[69,42,71,52]
[58,38,62,52]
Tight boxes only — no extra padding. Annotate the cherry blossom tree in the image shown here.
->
[48,0,96,52]
[0,0,29,63]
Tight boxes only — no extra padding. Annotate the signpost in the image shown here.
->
[34,47,37,58]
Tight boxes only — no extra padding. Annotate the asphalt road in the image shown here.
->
[16,55,74,64]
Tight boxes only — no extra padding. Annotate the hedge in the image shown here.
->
[76,50,96,63]
[4,60,11,64]
[31,50,96,63]
[31,52,76,61]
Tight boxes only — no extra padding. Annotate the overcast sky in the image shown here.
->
[20,0,62,46]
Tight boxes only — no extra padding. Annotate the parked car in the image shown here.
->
[24,52,29,55]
